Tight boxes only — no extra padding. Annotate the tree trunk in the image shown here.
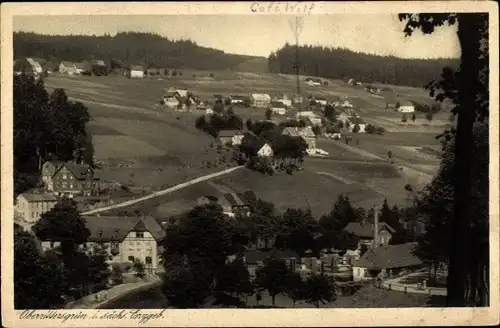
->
[446,13,483,307]
[272,294,276,307]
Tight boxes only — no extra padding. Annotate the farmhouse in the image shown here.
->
[129,65,145,78]
[352,242,423,281]
[270,101,287,115]
[230,95,247,105]
[217,129,245,146]
[26,58,43,74]
[344,221,396,249]
[305,77,322,86]
[348,117,367,133]
[251,93,271,108]
[14,191,59,225]
[257,141,274,157]
[41,215,165,272]
[222,191,256,217]
[197,195,220,207]
[75,62,92,75]
[282,126,317,149]
[397,101,416,113]
[314,96,328,106]
[274,94,292,107]
[296,111,322,126]
[41,160,100,197]
[59,61,77,75]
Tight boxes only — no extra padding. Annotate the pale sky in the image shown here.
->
[13,15,460,59]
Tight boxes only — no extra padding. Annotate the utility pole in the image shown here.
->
[289,16,304,109]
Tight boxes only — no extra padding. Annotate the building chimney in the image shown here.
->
[372,205,379,249]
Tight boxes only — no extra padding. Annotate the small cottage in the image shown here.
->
[59,61,77,75]
[129,65,145,78]
[217,129,245,146]
[352,242,423,281]
[251,93,271,108]
[270,101,287,115]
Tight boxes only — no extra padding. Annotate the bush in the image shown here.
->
[375,126,385,135]
[352,124,360,133]
[401,114,407,123]
[365,124,376,134]
[133,259,146,278]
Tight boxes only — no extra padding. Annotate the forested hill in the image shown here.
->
[13,32,268,72]
[268,44,460,87]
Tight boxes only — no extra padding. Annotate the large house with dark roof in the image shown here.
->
[217,129,245,146]
[352,242,423,281]
[41,215,165,272]
[344,221,396,248]
[14,191,59,224]
[41,160,100,197]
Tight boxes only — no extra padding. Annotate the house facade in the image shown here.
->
[251,93,271,108]
[298,127,317,149]
[59,61,77,75]
[348,117,367,133]
[231,95,247,105]
[270,101,287,115]
[41,215,165,272]
[352,242,423,281]
[398,101,416,113]
[217,129,244,146]
[130,66,145,78]
[26,58,43,74]
[257,143,274,157]
[275,94,292,107]
[75,62,92,75]
[14,192,59,224]
[344,221,395,248]
[42,160,100,197]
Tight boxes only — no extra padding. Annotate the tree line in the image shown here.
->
[267,43,460,87]
[14,32,263,71]
[14,74,94,196]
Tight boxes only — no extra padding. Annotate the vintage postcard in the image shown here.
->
[1,1,499,327]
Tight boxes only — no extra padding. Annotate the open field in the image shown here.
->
[44,73,442,215]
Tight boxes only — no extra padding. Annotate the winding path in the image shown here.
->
[82,166,244,215]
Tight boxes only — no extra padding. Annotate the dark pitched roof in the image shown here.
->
[60,61,76,67]
[217,129,242,138]
[244,249,300,264]
[271,101,286,108]
[19,192,58,202]
[203,195,219,202]
[354,242,422,269]
[344,222,396,238]
[282,127,300,137]
[55,162,96,180]
[83,215,164,242]
[231,95,247,100]
[315,96,327,101]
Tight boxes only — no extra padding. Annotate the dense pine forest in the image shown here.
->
[13,32,268,72]
[267,44,460,87]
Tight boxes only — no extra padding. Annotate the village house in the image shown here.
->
[230,95,247,105]
[348,117,367,133]
[305,77,322,86]
[75,62,92,75]
[41,160,100,197]
[41,215,165,272]
[397,100,416,113]
[344,221,396,249]
[282,126,317,149]
[26,58,43,75]
[269,101,287,115]
[251,93,272,108]
[352,242,423,281]
[14,191,59,225]
[14,58,35,76]
[274,94,292,107]
[59,61,77,75]
[129,65,145,78]
[217,129,245,146]
[297,110,323,126]
[256,141,274,157]
[314,96,328,106]
[91,59,106,67]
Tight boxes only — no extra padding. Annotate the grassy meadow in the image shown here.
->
[44,71,444,216]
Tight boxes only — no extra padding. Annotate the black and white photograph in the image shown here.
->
[1,2,498,327]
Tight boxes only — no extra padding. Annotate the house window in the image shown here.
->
[83,243,87,249]
[63,174,67,180]
[128,256,135,262]
[62,182,67,188]
[145,256,152,264]
[70,184,73,189]
[136,232,144,238]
